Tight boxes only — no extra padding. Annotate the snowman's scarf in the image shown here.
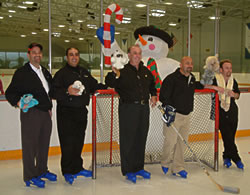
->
[215,73,234,112]
[147,58,162,89]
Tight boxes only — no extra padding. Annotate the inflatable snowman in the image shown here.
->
[134,26,179,85]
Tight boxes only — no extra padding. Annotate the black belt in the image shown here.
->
[120,99,149,105]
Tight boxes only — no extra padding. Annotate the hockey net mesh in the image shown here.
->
[93,89,218,170]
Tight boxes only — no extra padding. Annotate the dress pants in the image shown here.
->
[20,108,52,181]
[219,108,241,163]
[57,105,88,175]
[118,103,150,176]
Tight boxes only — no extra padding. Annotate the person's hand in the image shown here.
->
[226,89,239,99]
[225,89,233,97]
[162,105,176,127]
[19,94,39,112]
[150,96,157,108]
[112,66,120,78]
[215,86,224,94]
[68,85,80,96]
[17,101,28,109]
[49,110,52,118]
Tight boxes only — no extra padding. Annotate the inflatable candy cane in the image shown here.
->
[103,4,123,67]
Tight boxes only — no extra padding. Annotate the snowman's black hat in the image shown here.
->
[134,25,173,48]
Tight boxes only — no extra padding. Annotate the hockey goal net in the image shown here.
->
[91,89,219,178]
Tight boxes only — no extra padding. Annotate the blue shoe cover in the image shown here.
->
[39,171,57,181]
[136,170,151,179]
[126,173,136,183]
[223,158,232,168]
[173,170,188,178]
[74,169,93,178]
[235,161,244,170]
[64,174,74,185]
[25,177,45,188]
[162,166,169,174]
[20,94,39,112]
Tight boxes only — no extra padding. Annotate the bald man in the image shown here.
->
[159,56,203,178]
[105,45,157,183]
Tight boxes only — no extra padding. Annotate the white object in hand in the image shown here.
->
[72,80,85,95]
[111,50,128,69]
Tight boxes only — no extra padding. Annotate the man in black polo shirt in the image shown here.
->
[51,47,106,184]
[159,56,203,178]
[105,45,157,183]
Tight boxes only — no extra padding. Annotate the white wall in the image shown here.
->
[237,93,250,130]
[0,92,250,151]
[0,100,92,151]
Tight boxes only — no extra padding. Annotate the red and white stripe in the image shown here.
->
[103,4,123,67]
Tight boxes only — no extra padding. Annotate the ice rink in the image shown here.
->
[0,137,249,195]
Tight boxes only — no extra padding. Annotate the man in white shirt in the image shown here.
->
[5,43,56,188]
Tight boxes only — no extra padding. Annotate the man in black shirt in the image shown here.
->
[159,56,203,178]
[105,45,157,183]
[5,43,56,188]
[206,59,244,169]
[51,47,106,184]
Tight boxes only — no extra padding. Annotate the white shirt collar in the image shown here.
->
[29,63,41,72]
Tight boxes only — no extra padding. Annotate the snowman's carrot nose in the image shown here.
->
[139,34,147,46]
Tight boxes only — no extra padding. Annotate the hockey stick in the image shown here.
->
[158,105,240,194]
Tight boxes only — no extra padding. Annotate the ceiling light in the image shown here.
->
[65,40,70,42]
[18,6,27,9]
[136,4,146,8]
[87,24,97,29]
[187,1,205,9]
[122,20,131,24]
[58,25,65,28]
[151,13,164,17]
[209,16,220,20]
[94,35,97,38]
[0,16,3,19]
[151,9,166,17]
[122,17,131,24]
[169,23,177,26]
[77,20,84,23]
[115,32,120,34]
[52,32,61,37]
[151,9,165,13]
[123,17,131,20]
[79,38,84,40]
[43,29,48,31]
[8,10,16,13]
[165,2,173,5]
[20,35,26,37]
[9,15,13,18]
[31,32,37,35]
[23,1,34,5]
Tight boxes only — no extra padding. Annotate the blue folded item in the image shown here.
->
[96,24,115,45]
[20,94,39,112]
